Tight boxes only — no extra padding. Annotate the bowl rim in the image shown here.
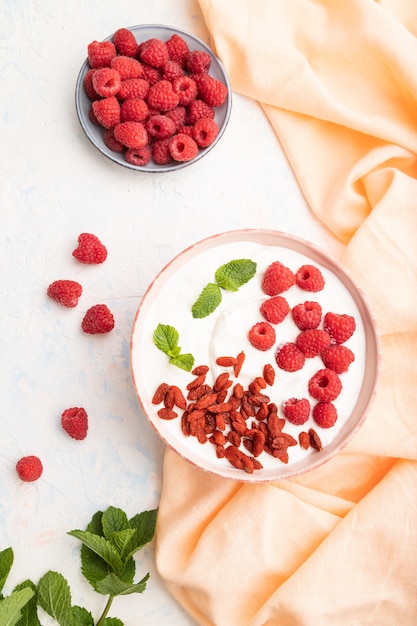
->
[75,23,233,173]
[130,228,381,482]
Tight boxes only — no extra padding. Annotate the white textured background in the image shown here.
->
[0,0,342,623]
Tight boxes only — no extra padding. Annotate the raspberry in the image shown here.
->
[47,280,82,308]
[172,75,198,106]
[260,296,290,324]
[140,38,169,68]
[113,28,138,57]
[275,343,305,372]
[118,78,149,100]
[262,261,296,296]
[292,301,322,330]
[296,329,331,358]
[92,67,121,97]
[308,368,342,402]
[147,79,180,111]
[89,104,100,125]
[111,55,143,79]
[152,137,173,165]
[192,117,219,147]
[83,69,99,100]
[321,344,355,373]
[141,64,162,85]
[283,398,311,425]
[81,304,115,334]
[146,114,176,139]
[196,73,228,107]
[87,40,117,69]
[92,96,121,129]
[313,402,338,428]
[248,322,276,351]
[125,145,151,166]
[166,34,190,67]
[61,407,88,440]
[324,312,356,344]
[295,264,325,292]
[162,60,185,81]
[186,99,215,124]
[168,133,199,162]
[16,455,43,482]
[120,98,149,122]
[72,233,108,264]
[113,121,148,149]
[103,128,125,152]
[165,106,186,131]
[186,49,211,74]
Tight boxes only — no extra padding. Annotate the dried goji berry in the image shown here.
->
[234,351,245,377]
[216,356,237,367]
[157,407,178,420]
[152,382,169,404]
[263,364,275,386]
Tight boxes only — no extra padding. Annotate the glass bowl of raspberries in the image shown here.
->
[75,24,232,172]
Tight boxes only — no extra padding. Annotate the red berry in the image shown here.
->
[296,329,331,358]
[111,55,143,79]
[186,99,215,124]
[81,304,114,334]
[125,145,151,167]
[248,322,276,351]
[192,117,219,147]
[147,79,180,111]
[260,296,290,324]
[262,261,296,296]
[92,67,121,97]
[165,106,187,131]
[313,402,338,428]
[172,75,198,106]
[92,96,121,129]
[87,40,117,69]
[83,69,99,100]
[275,343,305,372]
[113,121,148,149]
[72,233,107,264]
[141,64,162,85]
[283,398,311,425]
[146,114,176,139]
[152,137,173,165]
[166,34,190,67]
[169,133,198,162]
[103,128,125,152]
[196,73,228,107]
[186,49,211,74]
[308,368,342,402]
[292,301,322,330]
[61,407,89,440]
[140,38,169,68]
[16,456,43,482]
[118,78,149,100]
[324,312,356,344]
[120,98,149,123]
[295,264,325,292]
[321,344,355,373]
[47,280,82,308]
[162,60,185,81]
[113,28,138,57]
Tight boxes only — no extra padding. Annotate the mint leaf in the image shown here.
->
[67,531,123,574]
[169,353,194,372]
[95,573,149,597]
[102,618,124,626]
[13,580,40,626]
[191,282,222,318]
[215,259,257,291]
[126,510,158,558]
[37,572,72,626]
[70,606,94,626]
[107,530,136,562]
[0,587,34,626]
[102,507,130,538]
[153,324,179,355]
[0,548,13,594]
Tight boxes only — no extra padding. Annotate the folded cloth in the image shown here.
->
[156,1,417,623]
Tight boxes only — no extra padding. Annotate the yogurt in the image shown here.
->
[132,236,367,476]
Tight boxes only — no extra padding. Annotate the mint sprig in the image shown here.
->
[0,505,158,626]
[153,323,194,371]
[192,259,257,318]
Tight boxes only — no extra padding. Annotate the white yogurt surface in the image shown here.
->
[133,238,366,476]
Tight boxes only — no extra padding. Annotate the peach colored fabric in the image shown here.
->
[156,1,417,624]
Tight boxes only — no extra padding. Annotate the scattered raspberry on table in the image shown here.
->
[16,455,43,482]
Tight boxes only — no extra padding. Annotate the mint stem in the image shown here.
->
[96,595,114,626]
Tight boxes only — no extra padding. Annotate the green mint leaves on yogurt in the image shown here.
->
[192,259,257,318]
[153,323,195,372]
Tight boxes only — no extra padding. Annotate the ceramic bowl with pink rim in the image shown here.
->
[130,229,379,482]
[75,24,232,172]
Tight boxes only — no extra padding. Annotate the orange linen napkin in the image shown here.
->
[156,1,417,624]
